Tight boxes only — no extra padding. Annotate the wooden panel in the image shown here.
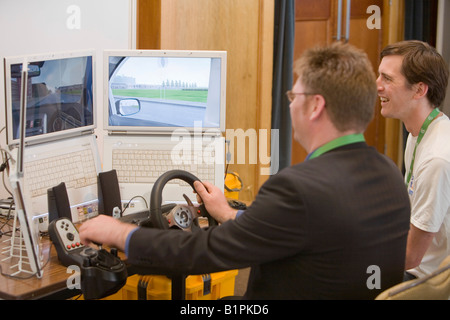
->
[348,17,384,153]
[137,0,161,49]
[383,0,405,167]
[292,19,332,163]
[159,0,260,129]
[295,0,331,21]
[256,0,275,188]
[294,20,330,55]
[351,0,383,19]
[292,0,387,164]
[291,17,333,164]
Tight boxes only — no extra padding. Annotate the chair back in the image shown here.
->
[375,255,450,300]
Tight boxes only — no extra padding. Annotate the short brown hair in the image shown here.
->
[294,42,376,132]
[381,40,449,108]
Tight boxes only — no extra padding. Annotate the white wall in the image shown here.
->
[0,0,135,199]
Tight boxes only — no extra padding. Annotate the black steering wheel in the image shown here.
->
[150,170,218,230]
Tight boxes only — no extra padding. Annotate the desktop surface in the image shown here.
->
[0,233,127,300]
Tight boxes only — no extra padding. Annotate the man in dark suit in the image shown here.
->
[79,42,410,299]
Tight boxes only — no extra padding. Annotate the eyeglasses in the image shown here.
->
[286,90,316,102]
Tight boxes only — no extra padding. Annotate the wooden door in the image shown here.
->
[291,0,385,164]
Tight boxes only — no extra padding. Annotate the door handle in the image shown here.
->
[335,0,351,42]
[336,0,342,41]
[345,0,351,42]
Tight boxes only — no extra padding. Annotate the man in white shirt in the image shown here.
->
[377,40,450,279]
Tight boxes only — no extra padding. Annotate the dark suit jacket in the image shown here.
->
[127,142,411,299]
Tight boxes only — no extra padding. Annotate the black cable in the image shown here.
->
[121,195,148,215]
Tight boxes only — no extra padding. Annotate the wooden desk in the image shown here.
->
[0,236,76,300]
[0,234,129,300]
[0,205,238,300]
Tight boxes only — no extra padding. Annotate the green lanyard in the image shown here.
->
[406,108,440,186]
[307,133,366,160]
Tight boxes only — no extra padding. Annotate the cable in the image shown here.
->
[224,139,231,178]
[121,195,148,215]
[0,201,15,236]
[0,145,14,197]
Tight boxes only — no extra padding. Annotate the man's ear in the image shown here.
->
[413,82,429,100]
[309,94,326,121]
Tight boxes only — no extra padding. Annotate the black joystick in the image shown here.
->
[48,218,127,299]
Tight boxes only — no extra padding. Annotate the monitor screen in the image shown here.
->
[4,51,95,145]
[104,50,226,133]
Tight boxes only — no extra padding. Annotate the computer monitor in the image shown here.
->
[3,49,99,226]
[4,50,95,146]
[103,50,226,133]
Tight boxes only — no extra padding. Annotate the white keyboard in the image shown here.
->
[112,148,216,185]
[24,149,97,197]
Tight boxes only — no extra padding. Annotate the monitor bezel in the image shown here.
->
[4,50,97,146]
[103,49,227,134]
